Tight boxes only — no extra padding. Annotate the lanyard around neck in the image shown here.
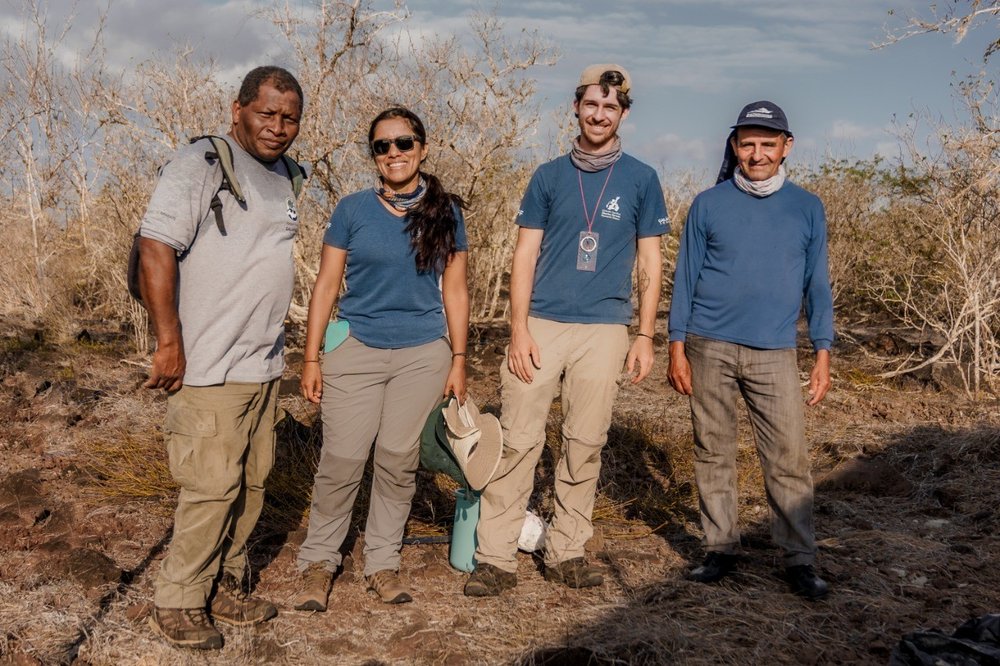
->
[577,163,615,233]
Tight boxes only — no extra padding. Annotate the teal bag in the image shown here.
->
[324,320,350,353]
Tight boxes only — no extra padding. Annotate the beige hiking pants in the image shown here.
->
[475,317,629,572]
[153,380,278,609]
[297,336,451,577]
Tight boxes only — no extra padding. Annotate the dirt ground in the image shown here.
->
[0,315,998,665]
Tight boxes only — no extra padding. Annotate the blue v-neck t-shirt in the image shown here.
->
[323,190,468,349]
[517,153,670,325]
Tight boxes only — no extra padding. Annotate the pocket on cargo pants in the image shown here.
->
[165,402,219,492]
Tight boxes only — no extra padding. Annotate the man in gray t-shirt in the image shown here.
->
[138,66,303,650]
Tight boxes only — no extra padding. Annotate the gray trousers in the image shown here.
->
[297,336,451,577]
[686,335,816,566]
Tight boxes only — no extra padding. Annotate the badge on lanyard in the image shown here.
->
[577,231,599,271]
[576,164,615,272]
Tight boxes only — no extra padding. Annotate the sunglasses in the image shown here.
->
[371,135,419,155]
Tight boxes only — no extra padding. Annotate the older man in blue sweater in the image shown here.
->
[668,101,833,600]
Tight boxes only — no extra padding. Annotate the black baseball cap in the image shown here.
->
[731,100,793,137]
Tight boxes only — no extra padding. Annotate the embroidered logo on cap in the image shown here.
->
[744,107,774,119]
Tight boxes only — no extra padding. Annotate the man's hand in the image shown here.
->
[625,335,655,384]
[806,349,831,406]
[508,325,541,384]
[145,340,185,392]
[667,340,692,395]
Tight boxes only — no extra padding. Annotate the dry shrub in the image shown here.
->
[0,1,557,342]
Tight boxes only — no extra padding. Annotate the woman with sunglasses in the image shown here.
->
[293,107,469,607]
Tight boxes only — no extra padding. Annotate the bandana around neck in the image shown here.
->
[733,164,786,198]
[570,136,623,172]
[375,176,427,212]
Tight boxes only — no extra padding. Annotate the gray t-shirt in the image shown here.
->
[139,137,300,386]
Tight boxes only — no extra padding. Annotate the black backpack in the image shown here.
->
[127,135,305,303]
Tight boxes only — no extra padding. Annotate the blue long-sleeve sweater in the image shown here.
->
[668,179,834,351]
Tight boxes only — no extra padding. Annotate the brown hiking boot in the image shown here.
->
[209,573,278,626]
[464,563,517,597]
[292,562,334,612]
[366,569,412,604]
[148,607,223,650]
[544,557,604,588]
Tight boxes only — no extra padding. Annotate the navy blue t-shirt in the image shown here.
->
[517,153,669,324]
[324,190,468,349]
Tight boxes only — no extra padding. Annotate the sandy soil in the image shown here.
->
[0,315,997,665]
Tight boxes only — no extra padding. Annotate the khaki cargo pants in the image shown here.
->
[153,380,278,609]
[475,317,629,572]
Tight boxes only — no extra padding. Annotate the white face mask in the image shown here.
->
[733,164,786,198]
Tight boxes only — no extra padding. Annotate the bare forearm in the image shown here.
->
[509,250,536,333]
[138,238,181,345]
[442,253,470,358]
[304,246,347,361]
[635,238,662,336]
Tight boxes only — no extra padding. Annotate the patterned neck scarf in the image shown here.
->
[375,176,427,212]
[733,164,786,198]
[570,136,623,172]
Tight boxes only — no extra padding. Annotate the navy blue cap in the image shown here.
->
[731,100,792,136]
[716,100,793,184]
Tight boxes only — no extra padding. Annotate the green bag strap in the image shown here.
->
[188,135,242,236]
[189,135,305,235]
[194,135,246,203]
[281,154,305,198]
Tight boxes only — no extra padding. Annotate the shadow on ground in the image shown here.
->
[511,422,1000,665]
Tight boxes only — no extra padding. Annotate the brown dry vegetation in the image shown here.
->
[0,315,997,665]
[1,1,999,664]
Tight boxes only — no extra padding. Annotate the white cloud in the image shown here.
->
[829,119,884,140]
[632,132,711,171]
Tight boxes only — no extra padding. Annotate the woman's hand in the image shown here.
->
[301,361,323,404]
[443,360,467,404]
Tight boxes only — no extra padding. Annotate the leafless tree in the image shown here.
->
[877,0,1000,61]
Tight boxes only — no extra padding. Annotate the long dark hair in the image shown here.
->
[368,107,466,274]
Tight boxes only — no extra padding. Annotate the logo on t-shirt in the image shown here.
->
[286,197,298,222]
[600,196,622,221]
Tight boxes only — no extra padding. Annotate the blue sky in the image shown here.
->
[7,0,993,177]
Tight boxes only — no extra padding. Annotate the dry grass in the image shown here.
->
[2,321,999,664]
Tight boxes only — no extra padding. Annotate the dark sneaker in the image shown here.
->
[366,569,412,604]
[464,563,517,597]
[210,573,278,626]
[786,564,829,600]
[544,557,604,589]
[689,552,737,583]
[148,607,223,650]
[293,562,335,612]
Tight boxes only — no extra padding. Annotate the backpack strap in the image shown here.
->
[190,135,245,236]
[189,135,305,235]
[281,154,305,199]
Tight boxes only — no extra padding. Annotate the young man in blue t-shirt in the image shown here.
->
[465,65,669,596]
[667,101,834,600]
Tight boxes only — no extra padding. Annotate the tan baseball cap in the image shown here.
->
[578,63,631,94]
